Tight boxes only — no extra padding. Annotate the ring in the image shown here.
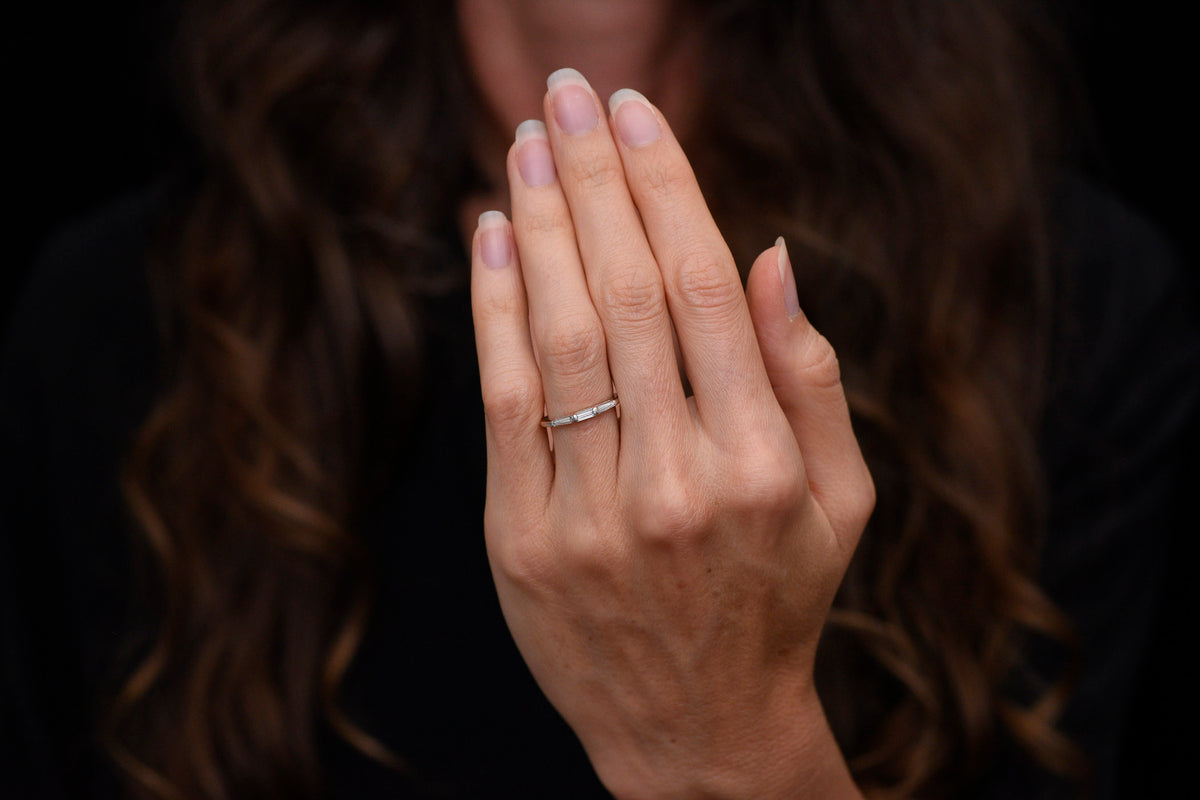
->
[541,394,620,428]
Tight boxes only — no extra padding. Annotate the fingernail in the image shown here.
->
[479,211,511,269]
[547,68,599,136]
[515,120,556,187]
[609,89,661,148]
[777,236,801,319]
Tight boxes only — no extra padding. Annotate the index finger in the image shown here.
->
[470,211,553,512]
[607,89,775,437]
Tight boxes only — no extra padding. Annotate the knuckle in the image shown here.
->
[672,247,742,314]
[519,209,571,237]
[540,315,606,378]
[568,153,623,190]
[797,330,843,390]
[731,448,802,513]
[491,530,554,590]
[560,527,622,576]
[601,268,668,327]
[639,157,693,197]
[850,466,877,529]
[632,472,707,543]
[477,287,521,320]
[482,371,543,432]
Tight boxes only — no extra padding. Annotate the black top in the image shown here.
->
[2,179,1197,799]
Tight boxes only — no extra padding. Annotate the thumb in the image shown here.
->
[745,238,875,545]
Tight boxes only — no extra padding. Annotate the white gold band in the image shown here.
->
[541,395,620,428]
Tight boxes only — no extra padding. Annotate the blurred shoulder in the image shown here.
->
[1040,174,1199,798]
[1047,173,1198,416]
[1051,173,1192,333]
[4,183,176,397]
[13,184,171,341]
[2,182,179,479]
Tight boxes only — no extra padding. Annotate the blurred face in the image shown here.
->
[455,0,700,147]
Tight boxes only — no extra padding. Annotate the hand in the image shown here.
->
[470,69,874,799]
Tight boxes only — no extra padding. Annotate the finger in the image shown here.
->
[507,119,619,488]
[541,69,689,451]
[471,210,553,509]
[607,88,774,438]
[745,239,875,549]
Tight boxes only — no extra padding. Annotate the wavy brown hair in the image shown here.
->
[110,0,1078,797]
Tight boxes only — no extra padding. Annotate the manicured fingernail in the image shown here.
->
[609,89,661,148]
[515,120,556,187]
[547,68,599,136]
[478,211,511,269]
[777,236,801,319]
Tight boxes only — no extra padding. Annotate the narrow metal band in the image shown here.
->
[541,395,620,428]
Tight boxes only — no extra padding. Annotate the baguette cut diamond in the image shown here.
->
[541,394,620,428]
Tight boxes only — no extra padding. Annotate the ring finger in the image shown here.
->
[508,119,618,490]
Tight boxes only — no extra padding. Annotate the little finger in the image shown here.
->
[745,240,875,552]
[471,211,553,507]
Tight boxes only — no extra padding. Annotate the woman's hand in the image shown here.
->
[470,69,873,799]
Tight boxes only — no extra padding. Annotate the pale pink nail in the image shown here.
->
[547,68,599,136]
[609,89,661,148]
[515,120,556,187]
[777,236,801,319]
[479,211,511,270]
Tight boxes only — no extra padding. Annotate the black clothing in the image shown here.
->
[2,180,1197,798]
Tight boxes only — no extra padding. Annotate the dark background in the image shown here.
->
[8,2,1194,795]
[8,2,1197,314]
[8,3,1197,314]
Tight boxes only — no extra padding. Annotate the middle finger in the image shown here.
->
[542,68,690,453]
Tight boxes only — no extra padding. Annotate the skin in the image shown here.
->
[455,0,702,226]
[461,4,875,797]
